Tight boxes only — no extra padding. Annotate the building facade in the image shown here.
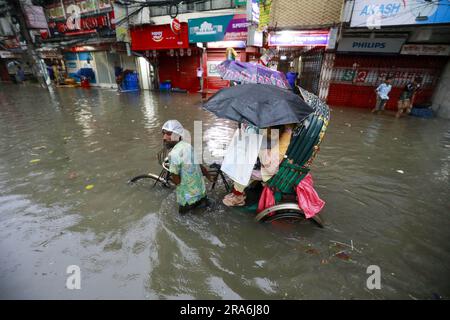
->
[127,0,251,93]
[41,0,135,88]
[327,0,450,113]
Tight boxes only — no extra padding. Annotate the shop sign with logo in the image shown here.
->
[337,37,405,53]
[131,23,189,50]
[268,31,329,47]
[400,44,450,56]
[350,0,450,27]
[171,18,181,35]
[188,14,249,43]
[45,0,114,37]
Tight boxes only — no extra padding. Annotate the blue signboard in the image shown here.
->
[188,14,249,43]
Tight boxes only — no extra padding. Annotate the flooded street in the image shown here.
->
[0,83,449,299]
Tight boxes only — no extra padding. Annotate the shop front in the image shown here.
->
[45,0,115,39]
[327,37,449,110]
[188,14,250,93]
[42,0,126,88]
[335,0,450,110]
[267,30,331,94]
[131,22,200,92]
[0,50,23,82]
[63,42,135,88]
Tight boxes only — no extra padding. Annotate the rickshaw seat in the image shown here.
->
[266,112,327,194]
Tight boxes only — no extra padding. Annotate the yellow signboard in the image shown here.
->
[258,0,272,32]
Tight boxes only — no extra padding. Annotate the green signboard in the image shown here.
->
[188,14,248,43]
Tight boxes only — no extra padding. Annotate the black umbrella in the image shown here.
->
[203,84,314,128]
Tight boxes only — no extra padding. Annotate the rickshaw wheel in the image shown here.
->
[128,173,174,189]
[255,203,324,228]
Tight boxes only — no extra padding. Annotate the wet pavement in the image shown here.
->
[0,83,449,299]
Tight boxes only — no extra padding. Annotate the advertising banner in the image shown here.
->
[45,0,114,37]
[113,3,130,42]
[188,14,249,43]
[268,31,329,47]
[24,5,48,29]
[247,0,260,25]
[258,0,272,31]
[350,0,450,27]
[131,23,189,50]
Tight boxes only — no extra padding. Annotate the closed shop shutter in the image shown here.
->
[327,54,448,110]
[93,51,112,84]
[157,49,200,93]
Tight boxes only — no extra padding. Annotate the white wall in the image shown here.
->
[432,59,450,119]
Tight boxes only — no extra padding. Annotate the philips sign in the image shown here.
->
[352,41,386,49]
[338,37,405,53]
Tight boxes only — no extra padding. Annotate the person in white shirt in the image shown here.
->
[372,76,393,114]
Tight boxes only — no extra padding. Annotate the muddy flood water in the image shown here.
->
[0,83,449,299]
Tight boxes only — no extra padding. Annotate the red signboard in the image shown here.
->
[131,23,189,50]
[47,11,114,37]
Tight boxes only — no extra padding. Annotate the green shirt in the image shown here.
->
[168,141,206,206]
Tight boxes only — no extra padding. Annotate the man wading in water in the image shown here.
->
[162,120,212,213]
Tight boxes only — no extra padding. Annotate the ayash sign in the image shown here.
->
[351,0,450,27]
[337,37,406,53]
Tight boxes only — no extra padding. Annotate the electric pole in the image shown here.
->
[7,0,48,89]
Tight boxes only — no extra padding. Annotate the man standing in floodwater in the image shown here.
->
[396,77,422,118]
[162,120,211,214]
[372,76,393,114]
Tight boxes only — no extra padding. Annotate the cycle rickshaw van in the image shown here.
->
[129,84,329,228]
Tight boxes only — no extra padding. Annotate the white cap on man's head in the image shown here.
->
[162,120,184,136]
